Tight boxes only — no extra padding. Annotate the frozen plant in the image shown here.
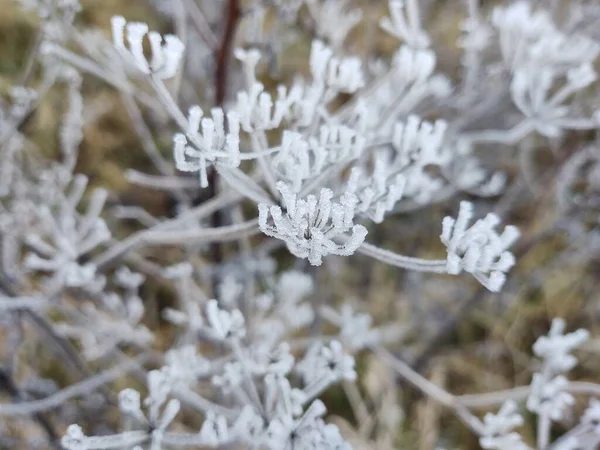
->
[111,16,184,80]
[1,0,600,448]
[441,201,520,292]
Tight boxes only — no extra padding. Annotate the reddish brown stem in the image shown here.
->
[215,0,241,105]
[208,0,241,270]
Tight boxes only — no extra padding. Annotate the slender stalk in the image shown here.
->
[93,190,242,270]
[0,355,149,415]
[141,219,260,246]
[358,242,448,273]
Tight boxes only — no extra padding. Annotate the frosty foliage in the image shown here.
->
[0,0,599,449]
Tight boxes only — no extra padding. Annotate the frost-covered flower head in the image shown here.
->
[510,63,600,138]
[205,299,246,341]
[55,292,152,360]
[163,345,210,390]
[532,318,589,374]
[268,399,351,450]
[174,106,241,187]
[115,266,145,291]
[236,82,291,132]
[310,40,365,94]
[527,374,574,421]
[259,182,368,266]
[441,201,520,292]
[582,398,600,432]
[321,304,381,351]
[491,1,599,71]
[23,175,110,290]
[110,15,184,79]
[273,125,364,193]
[296,340,356,387]
[480,400,529,450]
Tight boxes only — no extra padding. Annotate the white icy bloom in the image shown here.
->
[582,398,600,432]
[527,374,574,421]
[61,424,146,450]
[146,369,172,413]
[532,318,590,374]
[199,412,230,446]
[306,0,362,49]
[272,131,324,193]
[297,340,356,387]
[449,140,507,197]
[392,45,436,86]
[274,271,315,330]
[370,47,449,134]
[236,82,291,132]
[23,176,110,290]
[491,1,554,70]
[479,400,530,450]
[347,159,405,224]
[61,425,88,450]
[218,275,243,308]
[273,126,364,193]
[327,53,365,94]
[142,369,183,443]
[459,16,493,53]
[164,345,210,389]
[390,115,449,205]
[441,201,520,292]
[258,342,295,376]
[162,262,194,279]
[173,106,241,188]
[114,266,145,291]
[232,405,268,445]
[162,298,204,332]
[118,388,146,423]
[310,124,365,164]
[55,293,152,360]
[205,299,246,341]
[118,388,141,413]
[321,304,381,350]
[481,433,531,450]
[310,40,364,94]
[274,0,304,22]
[391,116,448,169]
[380,0,430,49]
[212,361,245,394]
[259,182,368,266]
[110,15,184,79]
[392,46,448,95]
[510,64,600,138]
[275,81,323,128]
[264,374,306,419]
[491,1,599,71]
[268,399,350,450]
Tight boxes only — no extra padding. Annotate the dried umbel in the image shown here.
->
[173,106,241,187]
[111,16,184,79]
[258,182,368,266]
[441,201,520,292]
